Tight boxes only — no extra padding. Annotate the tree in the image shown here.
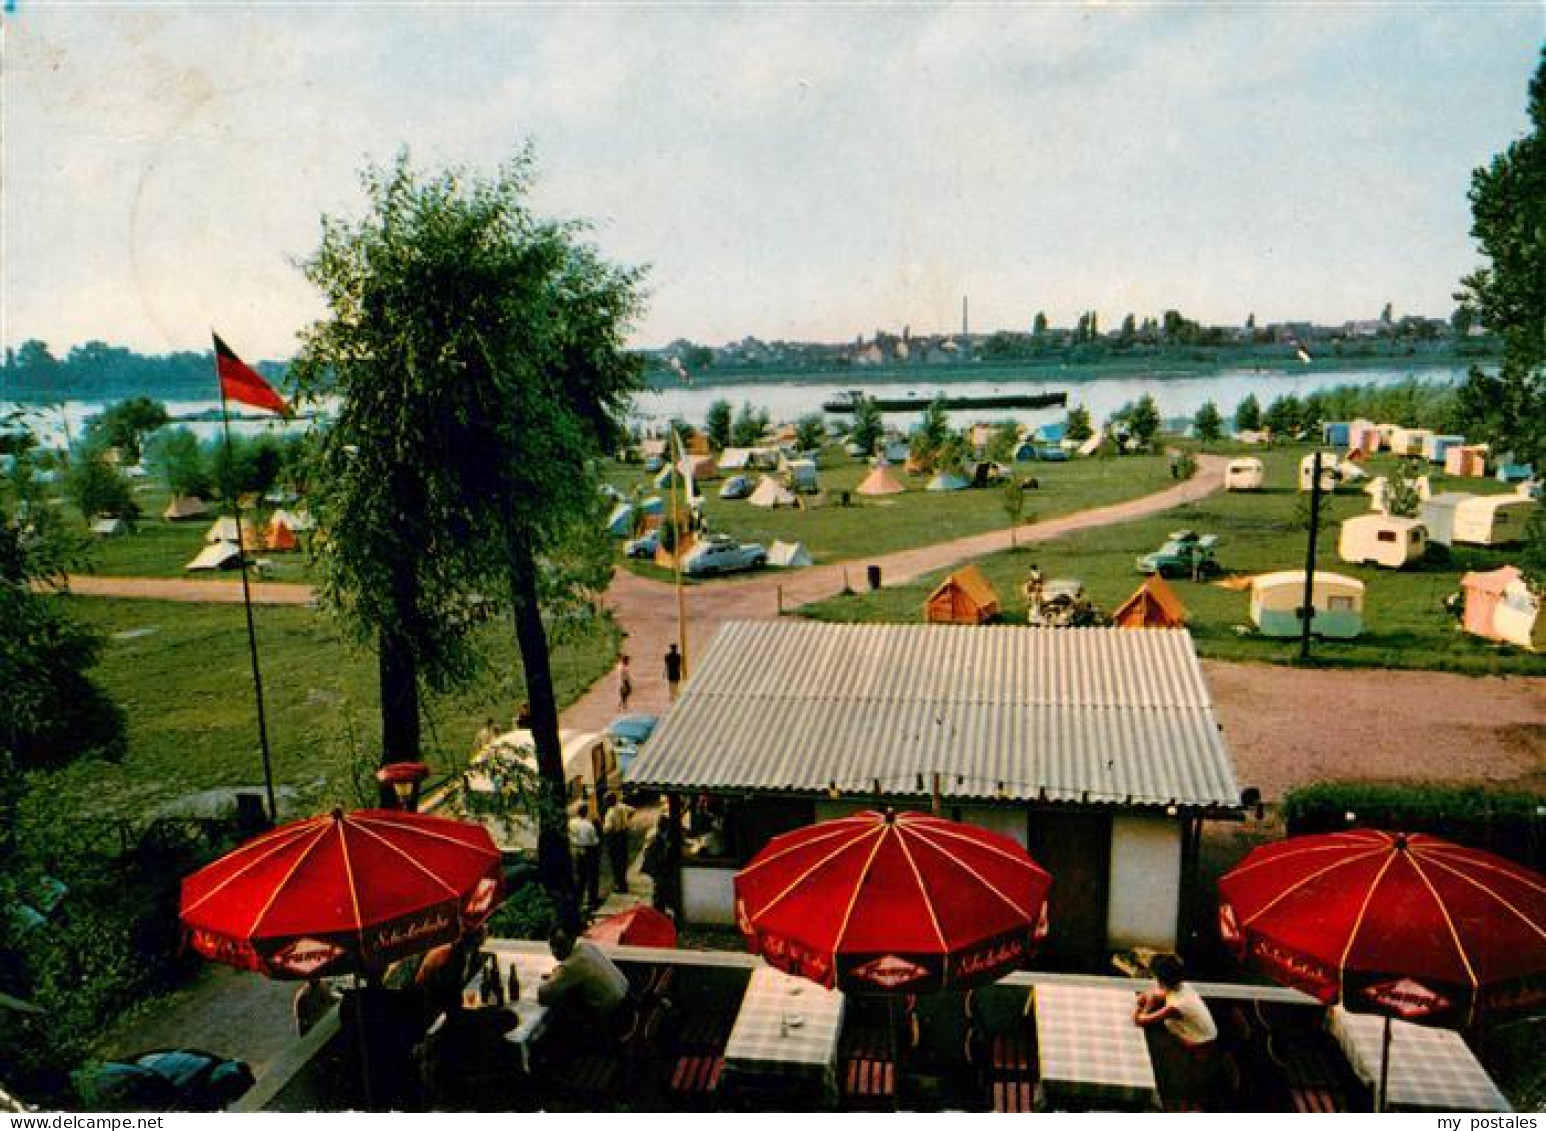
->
[1380,302,1394,325]
[82,397,168,464]
[292,152,644,919]
[1064,405,1093,443]
[64,453,139,524]
[1520,500,1546,597]
[704,398,732,451]
[1128,394,1161,449]
[1384,458,1424,519]
[1,437,126,770]
[145,428,212,499]
[1118,314,1136,346]
[849,395,883,455]
[1193,401,1222,444]
[730,402,770,447]
[1235,393,1262,433]
[1453,48,1546,468]
[917,395,950,453]
[794,413,825,452]
[985,421,1020,464]
[1032,311,1048,337]
[1263,394,1303,438]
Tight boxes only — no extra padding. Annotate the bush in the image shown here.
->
[483,881,559,941]
[1282,782,1544,870]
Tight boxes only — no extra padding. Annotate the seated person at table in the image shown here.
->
[1134,953,1220,1108]
[536,926,631,1058]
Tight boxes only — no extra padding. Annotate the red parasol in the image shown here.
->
[180,808,503,980]
[1218,829,1546,1028]
[734,810,1051,994]
[585,905,678,949]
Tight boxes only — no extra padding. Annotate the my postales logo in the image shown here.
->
[1362,977,1451,1019]
[852,953,929,988]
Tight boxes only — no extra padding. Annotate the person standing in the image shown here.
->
[617,654,633,711]
[569,805,602,911]
[602,795,635,894]
[663,643,683,702]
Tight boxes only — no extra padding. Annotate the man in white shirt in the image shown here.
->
[568,805,601,911]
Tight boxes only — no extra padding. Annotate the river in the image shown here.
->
[7,363,1464,451]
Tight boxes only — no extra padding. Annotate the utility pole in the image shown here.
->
[1298,450,1324,663]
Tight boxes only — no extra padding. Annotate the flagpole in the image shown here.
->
[670,427,690,681]
[217,369,279,824]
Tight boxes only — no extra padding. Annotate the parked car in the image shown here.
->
[1027,578,1098,627]
[624,530,660,559]
[681,535,766,577]
[719,475,754,500]
[1034,446,1070,462]
[606,713,658,780]
[1136,530,1220,578]
[75,1049,255,1112]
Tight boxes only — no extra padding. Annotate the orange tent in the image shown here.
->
[924,564,1000,625]
[1112,575,1189,628]
[265,516,299,552]
[1460,566,1518,642]
[856,465,905,496]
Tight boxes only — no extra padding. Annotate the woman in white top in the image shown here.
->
[1134,953,1221,1108]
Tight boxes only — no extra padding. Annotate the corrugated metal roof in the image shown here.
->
[629,621,1240,810]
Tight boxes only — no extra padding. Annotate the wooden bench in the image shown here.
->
[669,1052,724,1099]
[1269,1035,1351,1114]
[991,1077,1038,1113]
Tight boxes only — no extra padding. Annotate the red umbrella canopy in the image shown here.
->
[585,905,678,949]
[734,810,1051,994]
[181,808,503,980]
[1219,830,1546,1027]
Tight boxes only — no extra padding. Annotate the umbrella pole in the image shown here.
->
[1376,1014,1391,1113]
[887,997,899,1112]
[354,973,376,1110]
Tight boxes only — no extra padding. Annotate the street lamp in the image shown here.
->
[375,761,430,812]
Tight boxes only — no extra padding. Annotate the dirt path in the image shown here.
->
[60,573,315,605]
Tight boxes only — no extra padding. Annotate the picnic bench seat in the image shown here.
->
[1269,1034,1354,1114]
[839,1025,897,1108]
[663,1000,735,1106]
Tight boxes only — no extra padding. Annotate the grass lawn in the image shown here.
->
[800,443,1546,677]
[606,446,1178,573]
[28,597,621,821]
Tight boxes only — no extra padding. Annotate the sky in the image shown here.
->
[2,3,1541,358]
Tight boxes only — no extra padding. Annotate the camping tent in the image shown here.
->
[91,517,128,537]
[747,476,797,509]
[163,495,210,521]
[718,447,753,471]
[1461,567,1544,651]
[605,503,635,538]
[784,459,819,493]
[1111,575,1188,628]
[271,508,315,533]
[924,472,969,492]
[1444,445,1489,478]
[924,564,1000,625]
[264,515,299,552]
[1033,422,1067,445]
[856,465,905,496]
[185,542,241,572]
[881,441,911,464]
[205,516,242,544]
[766,541,813,568]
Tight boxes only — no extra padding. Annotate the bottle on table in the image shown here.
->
[507,961,521,1003]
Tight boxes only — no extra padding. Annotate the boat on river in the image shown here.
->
[822,388,1068,414]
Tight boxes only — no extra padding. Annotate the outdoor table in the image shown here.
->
[436,950,557,1074]
[722,964,846,1106]
[1032,983,1159,1111]
[1327,1006,1512,1113]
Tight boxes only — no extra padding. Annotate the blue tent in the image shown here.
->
[1033,422,1067,444]
[605,503,634,537]
[1322,422,1351,447]
[1013,442,1038,462]
[1497,463,1535,483]
[925,472,970,491]
[1036,446,1070,462]
[640,496,666,516]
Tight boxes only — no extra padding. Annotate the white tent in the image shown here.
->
[767,540,813,568]
[925,472,969,492]
[605,502,635,537]
[205,516,243,544]
[748,476,798,509]
[271,507,316,532]
[1077,433,1104,457]
[91,516,128,537]
[718,447,753,470]
[163,495,210,521]
[186,542,242,571]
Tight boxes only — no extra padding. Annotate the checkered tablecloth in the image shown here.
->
[1033,984,1159,1110]
[1328,1006,1511,1113]
[489,951,555,1073]
[723,965,846,1095]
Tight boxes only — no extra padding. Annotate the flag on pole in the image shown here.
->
[214,333,291,417]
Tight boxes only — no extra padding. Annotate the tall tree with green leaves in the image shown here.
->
[1193,401,1222,444]
[794,413,826,452]
[730,402,770,447]
[292,152,644,917]
[1454,48,1546,469]
[82,397,169,464]
[849,395,883,455]
[1128,393,1161,449]
[1001,478,1027,548]
[64,452,139,524]
[1383,458,1424,519]
[1264,394,1303,438]
[1064,405,1093,443]
[1235,393,1262,433]
[1032,311,1048,337]
[704,399,732,452]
